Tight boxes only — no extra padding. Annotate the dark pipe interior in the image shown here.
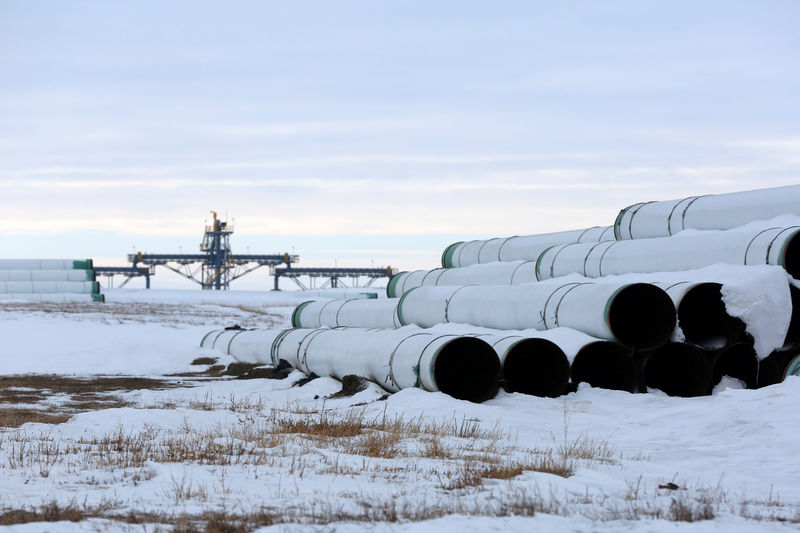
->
[756,354,781,389]
[571,341,637,392]
[678,283,745,349]
[782,230,800,280]
[780,284,800,350]
[710,342,759,389]
[433,337,501,403]
[608,283,676,350]
[502,338,569,398]
[642,342,711,397]
[783,354,800,379]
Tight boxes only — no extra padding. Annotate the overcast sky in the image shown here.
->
[2,1,799,288]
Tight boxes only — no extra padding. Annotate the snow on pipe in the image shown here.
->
[291,299,401,328]
[615,184,800,240]
[441,226,614,268]
[0,281,100,294]
[387,261,537,298]
[636,342,711,397]
[536,226,800,280]
[654,281,745,349]
[0,259,93,270]
[201,327,502,402]
[397,281,676,350]
[0,269,95,282]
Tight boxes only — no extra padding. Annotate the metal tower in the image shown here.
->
[200,211,234,290]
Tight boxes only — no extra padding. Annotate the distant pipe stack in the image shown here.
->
[0,259,102,302]
[388,260,537,297]
[291,299,401,328]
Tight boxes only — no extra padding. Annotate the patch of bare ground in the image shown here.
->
[0,301,288,327]
[0,375,186,428]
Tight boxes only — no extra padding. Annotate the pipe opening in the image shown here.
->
[678,283,745,349]
[433,337,501,403]
[756,354,781,389]
[571,341,637,392]
[781,231,800,279]
[608,283,676,350]
[783,354,800,379]
[709,343,759,389]
[502,339,569,398]
[780,284,800,350]
[642,342,711,397]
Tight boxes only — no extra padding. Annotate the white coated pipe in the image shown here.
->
[0,281,99,294]
[387,261,537,298]
[536,226,800,280]
[442,226,614,268]
[471,333,569,397]
[0,259,93,270]
[200,328,290,365]
[291,299,401,328]
[0,293,103,303]
[0,269,94,282]
[397,281,676,350]
[615,184,800,240]
[231,327,501,402]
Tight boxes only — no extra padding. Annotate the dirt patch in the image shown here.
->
[191,357,218,366]
[0,375,179,395]
[0,408,73,428]
[327,375,369,399]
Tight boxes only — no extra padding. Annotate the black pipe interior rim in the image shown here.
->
[503,338,569,398]
[711,343,759,388]
[433,337,501,403]
[781,230,800,279]
[643,342,711,397]
[608,283,676,350]
[678,283,745,349]
[571,341,637,392]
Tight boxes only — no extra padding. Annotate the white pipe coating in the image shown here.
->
[291,298,401,328]
[0,281,99,294]
[0,293,102,303]
[0,259,93,270]
[397,280,676,350]
[615,184,800,240]
[202,327,502,402]
[387,261,537,297]
[0,269,94,282]
[536,226,800,280]
[442,226,614,268]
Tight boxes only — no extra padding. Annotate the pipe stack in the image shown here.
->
[0,259,103,302]
[200,184,800,400]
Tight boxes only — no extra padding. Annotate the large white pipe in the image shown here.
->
[291,299,401,328]
[206,327,502,402]
[615,184,800,240]
[396,281,676,350]
[0,259,93,270]
[442,226,614,268]
[200,328,289,365]
[653,281,745,349]
[201,327,502,402]
[387,261,537,298]
[0,269,95,282]
[0,281,100,294]
[536,226,800,280]
[0,293,104,303]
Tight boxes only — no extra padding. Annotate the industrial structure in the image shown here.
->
[100,212,395,290]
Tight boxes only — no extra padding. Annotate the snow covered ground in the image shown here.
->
[0,289,799,532]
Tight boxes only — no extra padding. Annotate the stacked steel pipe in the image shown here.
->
[0,259,103,302]
[201,184,800,400]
